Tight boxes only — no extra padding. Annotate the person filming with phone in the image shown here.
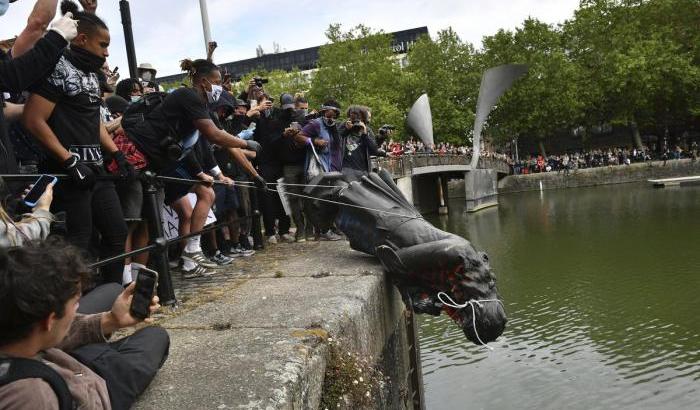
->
[0,239,170,410]
[0,177,55,247]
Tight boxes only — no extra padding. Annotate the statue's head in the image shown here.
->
[441,246,506,345]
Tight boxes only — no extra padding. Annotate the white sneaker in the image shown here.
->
[280,233,295,243]
[267,235,278,244]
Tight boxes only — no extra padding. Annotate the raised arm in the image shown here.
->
[10,0,58,58]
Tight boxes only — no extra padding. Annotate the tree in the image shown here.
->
[308,24,405,133]
[480,18,584,153]
[563,0,700,148]
[401,28,481,145]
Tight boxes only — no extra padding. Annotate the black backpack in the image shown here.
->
[0,357,74,410]
[121,91,169,131]
[121,92,184,160]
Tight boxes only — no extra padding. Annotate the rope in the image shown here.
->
[437,291,504,351]
[235,183,423,220]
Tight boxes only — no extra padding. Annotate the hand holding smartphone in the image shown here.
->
[129,266,159,320]
[23,175,57,208]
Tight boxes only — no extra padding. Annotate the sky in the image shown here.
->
[1,0,581,77]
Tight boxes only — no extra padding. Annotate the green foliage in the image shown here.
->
[309,24,405,134]
[563,0,700,136]
[402,28,481,145]
[480,18,584,145]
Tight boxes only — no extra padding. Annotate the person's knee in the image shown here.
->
[137,326,170,368]
[198,187,215,206]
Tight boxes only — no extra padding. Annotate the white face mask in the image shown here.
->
[206,83,223,104]
[0,0,9,16]
[141,71,153,82]
[131,95,140,103]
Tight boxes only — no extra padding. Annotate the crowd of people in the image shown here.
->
[510,144,697,174]
[0,1,401,408]
[2,2,696,408]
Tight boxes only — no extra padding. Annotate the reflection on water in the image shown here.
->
[420,183,700,410]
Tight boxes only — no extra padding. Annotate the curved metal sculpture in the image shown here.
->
[470,64,529,168]
[305,170,506,345]
[406,93,434,148]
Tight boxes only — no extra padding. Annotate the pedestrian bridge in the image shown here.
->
[376,155,512,213]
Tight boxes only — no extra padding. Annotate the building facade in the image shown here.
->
[157,26,429,84]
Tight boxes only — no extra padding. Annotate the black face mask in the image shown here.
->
[67,45,106,73]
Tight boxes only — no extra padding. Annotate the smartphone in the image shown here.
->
[112,66,119,74]
[23,175,57,208]
[249,99,258,109]
[129,266,159,320]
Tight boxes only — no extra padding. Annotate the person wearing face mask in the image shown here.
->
[23,0,130,285]
[339,105,384,181]
[278,94,313,241]
[137,62,163,93]
[0,0,78,179]
[122,58,265,278]
[294,99,344,241]
[251,92,297,244]
[115,77,144,104]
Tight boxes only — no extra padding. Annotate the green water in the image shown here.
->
[420,183,700,410]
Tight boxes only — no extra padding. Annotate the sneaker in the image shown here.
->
[168,258,181,269]
[182,264,216,279]
[267,235,278,244]
[182,250,219,268]
[224,246,244,258]
[210,251,234,266]
[280,233,295,243]
[236,244,255,257]
[295,235,307,243]
[319,230,342,241]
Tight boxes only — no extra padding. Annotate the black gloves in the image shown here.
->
[112,151,137,180]
[63,155,96,190]
[253,174,268,192]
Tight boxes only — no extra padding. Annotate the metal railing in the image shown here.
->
[376,154,511,178]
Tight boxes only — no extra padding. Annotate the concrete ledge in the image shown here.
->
[135,241,411,410]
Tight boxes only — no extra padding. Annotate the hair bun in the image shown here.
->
[180,59,195,75]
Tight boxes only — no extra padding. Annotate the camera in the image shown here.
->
[379,124,395,135]
[351,120,363,132]
[253,77,268,87]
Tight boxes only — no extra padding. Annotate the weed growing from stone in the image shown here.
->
[320,338,386,409]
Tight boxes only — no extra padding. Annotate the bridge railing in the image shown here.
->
[376,154,511,178]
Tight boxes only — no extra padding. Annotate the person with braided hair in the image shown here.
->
[124,58,267,277]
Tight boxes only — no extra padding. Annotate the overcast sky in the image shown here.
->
[1,0,581,77]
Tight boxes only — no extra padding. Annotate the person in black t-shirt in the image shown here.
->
[23,2,132,284]
[0,6,78,181]
[123,58,265,277]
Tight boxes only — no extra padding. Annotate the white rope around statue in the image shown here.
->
[437,292,504,351]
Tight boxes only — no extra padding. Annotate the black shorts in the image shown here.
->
[214,184,239,216]
[162,165,195,205]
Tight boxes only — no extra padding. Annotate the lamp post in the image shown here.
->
[198,0,213,55]
[119,0,138,79]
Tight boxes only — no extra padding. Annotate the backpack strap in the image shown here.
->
[0,357,74,410]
